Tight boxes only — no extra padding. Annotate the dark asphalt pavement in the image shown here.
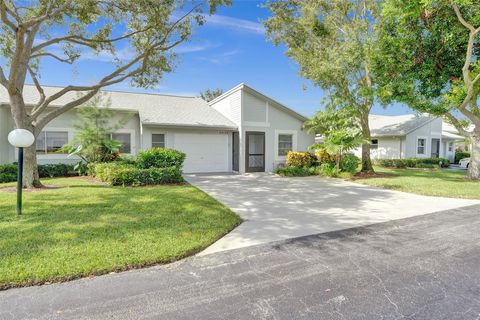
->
[1,204,479,320]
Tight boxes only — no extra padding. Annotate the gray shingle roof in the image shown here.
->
[369,114,435,136]
[0,85,237,129]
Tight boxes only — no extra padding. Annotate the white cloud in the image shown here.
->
[203,14,265,35]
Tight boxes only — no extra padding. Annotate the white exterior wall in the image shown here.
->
[241,90,314,172]
[405,118,442,158]
[353,137,406,160]
[141,126,233,173]
[0,106,15,163]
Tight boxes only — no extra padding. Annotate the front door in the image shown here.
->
[431,138,440,158]
[245,132,265,172]
[232,132,239,172]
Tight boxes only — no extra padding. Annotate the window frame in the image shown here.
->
[110,130,135,155]
[277,134,293,157]
[151,133,166,148]
[274,130,297,160]
[36,130,69,155]
[448,141,454,152]
[417,137,427,155]
[370,139,379,150]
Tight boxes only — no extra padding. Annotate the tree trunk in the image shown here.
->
[360,111,374,173]
[23,145,42,188]
[467,131,480,180]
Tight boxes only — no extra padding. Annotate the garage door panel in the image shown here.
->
[174,133,229,173]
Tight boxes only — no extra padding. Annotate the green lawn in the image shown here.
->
[0,177,240,289]
[355,166,480,199]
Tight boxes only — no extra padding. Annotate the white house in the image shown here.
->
[0,83,315,173]
[353,114,465,162]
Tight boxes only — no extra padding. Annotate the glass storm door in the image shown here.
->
[245,132,265,172]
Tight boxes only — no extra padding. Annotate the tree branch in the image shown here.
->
[0,66,8,87]
[451,1,476,32]
[0,1,17,31]
[445,113,471,137]
[27,66,46,111]
[31,52,75,64]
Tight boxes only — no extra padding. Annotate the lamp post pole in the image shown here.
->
[16,147,24,216]
[8,129,35,216]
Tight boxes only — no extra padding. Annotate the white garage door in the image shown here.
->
[173,132,229,173]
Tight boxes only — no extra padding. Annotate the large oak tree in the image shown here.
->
[0,0,228,187]
[264,0,381,173]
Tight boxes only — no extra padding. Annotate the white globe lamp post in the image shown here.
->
[7,129,35,215]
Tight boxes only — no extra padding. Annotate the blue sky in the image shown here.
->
[27,0,412,118]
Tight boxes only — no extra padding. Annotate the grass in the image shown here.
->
[0,177,240,289]
[355,166,480,199]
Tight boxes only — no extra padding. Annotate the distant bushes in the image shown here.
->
[0,163,76,183]
[375,158,450,169]
[455,152,470,164]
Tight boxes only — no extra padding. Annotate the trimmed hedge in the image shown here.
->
[286,151,316,167]
[375,158,450,168]
[136,148,186,169]
[275,166,319,177]
[455,152,470,164]
[0,163,75,183]
[91,162,184,186]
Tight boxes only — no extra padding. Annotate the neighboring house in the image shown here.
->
[354,114,465,162]
[0,83,314,173]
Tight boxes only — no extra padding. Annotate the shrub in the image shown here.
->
[286,151,316,167]
[275,166,317,177]
[340,154,360,173]
[375,158,450,168]
[319,163,337,177]
[38,164,75,178]
[455,152,470,164]
[0,163,75,183]
[91,162,184,186]
[314,147,335,164]
[0,164,18,183]
[136,148,186,169]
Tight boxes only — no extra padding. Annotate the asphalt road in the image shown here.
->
[1,204,479,320]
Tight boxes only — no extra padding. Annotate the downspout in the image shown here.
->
[399,138,402,159]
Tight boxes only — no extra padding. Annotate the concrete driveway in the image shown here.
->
[186,173,479,254]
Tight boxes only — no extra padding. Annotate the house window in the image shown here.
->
[371,139,378,150]
[448,142,454,152]
[36,131,68,154]
[152,134,165,148]
[417,138,426,154]
[278,134,293,156]
[112,133,131,154]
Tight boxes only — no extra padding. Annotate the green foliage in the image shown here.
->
[312,147,335,165]
[285,151,316,167]
[0,164,17,183]
[37,164,75,178]
[265,0,381,171]
[64,95,131,168]
[91,163,183,186]
[375,158,450,168]
[339,154,360,174]
[136,148,186,169]
[319,163,337,177]
[275,166,318,177]
[455,152,471,164]
[200,88,224,102]
[0,164,75,183]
